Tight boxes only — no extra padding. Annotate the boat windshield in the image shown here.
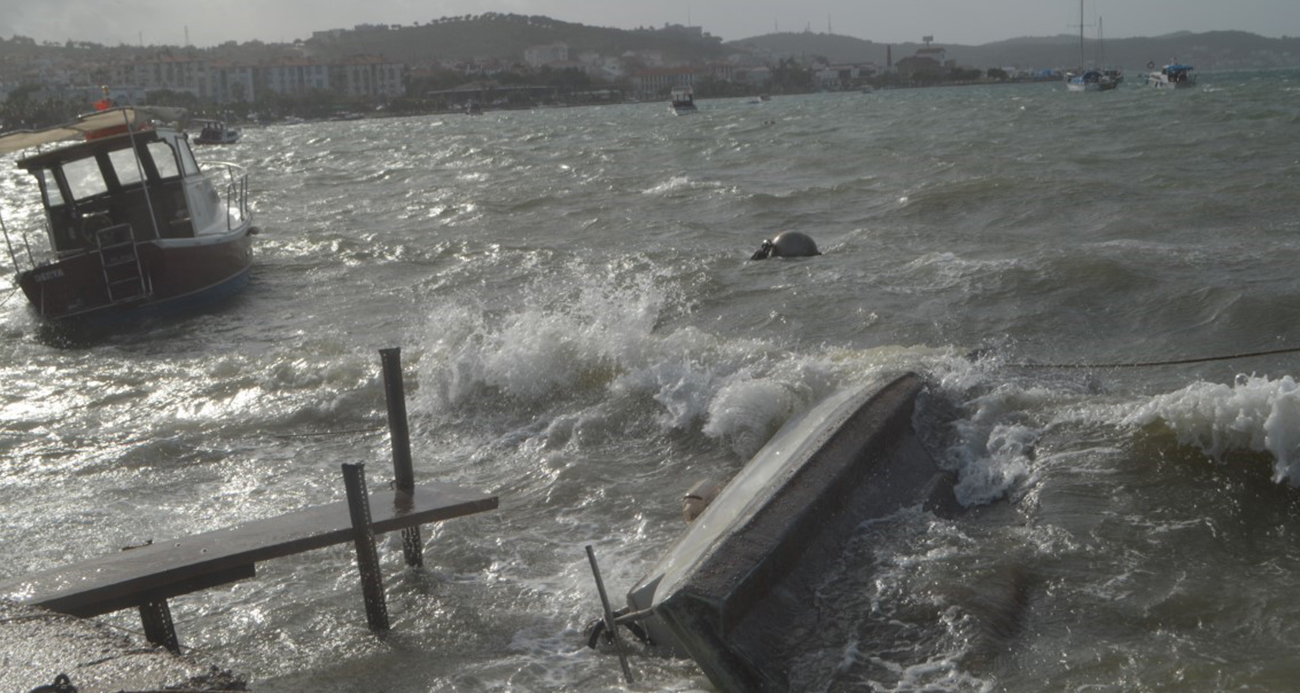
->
[108,148,146,187]
[62,156,108,201]
[24,132,201,253]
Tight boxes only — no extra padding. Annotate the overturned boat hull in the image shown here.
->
[626,372,954,692]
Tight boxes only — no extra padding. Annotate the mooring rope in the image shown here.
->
[1005,345,1300,370]
[268,426,386,439]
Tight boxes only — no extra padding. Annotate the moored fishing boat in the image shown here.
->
[0,106,257,327]
[1146,63,1196,89]
[193,118,240,144]
[590,372,957,692]
[669,86,698,115]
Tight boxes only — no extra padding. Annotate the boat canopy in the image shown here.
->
[0,107,186,156]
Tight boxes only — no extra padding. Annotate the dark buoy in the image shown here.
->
[750,231,821,260]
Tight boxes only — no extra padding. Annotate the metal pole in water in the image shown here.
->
[585,545,634,683]
[138,599,180,653]
[0,212,20,273]
[342,462,390,634]
[380,347,415,488]
[380,347,423,568]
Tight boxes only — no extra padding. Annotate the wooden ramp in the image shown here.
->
[0,481,497,619]
[0,348,498,654]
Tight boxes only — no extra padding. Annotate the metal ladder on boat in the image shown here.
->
[96,224,151,303]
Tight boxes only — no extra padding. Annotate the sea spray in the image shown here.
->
[1127,374,1300,483]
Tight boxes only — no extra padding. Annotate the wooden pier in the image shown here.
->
[0,348,497,652]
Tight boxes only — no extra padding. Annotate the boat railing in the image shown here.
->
[203,161,251,231]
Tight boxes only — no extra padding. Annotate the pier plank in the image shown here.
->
[0,482,497,618]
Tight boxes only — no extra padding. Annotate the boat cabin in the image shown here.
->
[670,86,698,115]
[0,107,254,324]
[1162,65,1194,84]
[17,127,222,258]
[194,119,239,144]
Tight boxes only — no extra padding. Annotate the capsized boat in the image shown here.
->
[600,372,956,692]
[0,106,257,326]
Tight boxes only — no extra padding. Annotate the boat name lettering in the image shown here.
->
[33,268,65,282]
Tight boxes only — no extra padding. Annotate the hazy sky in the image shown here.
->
[4,0,1299,48]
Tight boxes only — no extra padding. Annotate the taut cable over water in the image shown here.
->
[1004,344,1300,370]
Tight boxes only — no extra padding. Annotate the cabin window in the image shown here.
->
[108,148,146,188]
[147,140,181,179]
[177,139,201,177]
[35,169,65,208]
[62,156,108,201]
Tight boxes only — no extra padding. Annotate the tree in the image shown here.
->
[694,75,747,98]
[769,57,814,93]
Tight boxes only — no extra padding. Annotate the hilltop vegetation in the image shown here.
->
[300,13,729,65]
[1,13,1295,73]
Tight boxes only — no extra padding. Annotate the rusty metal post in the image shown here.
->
[586,545,634,683]
[380,348,414,490]
[380,347,423,568]
[342,463,389,635]
[139,598,180,653]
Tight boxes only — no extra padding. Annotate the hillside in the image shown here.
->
[1,14,1295,78]
[729,29,1300,71]
[299,13,730,65]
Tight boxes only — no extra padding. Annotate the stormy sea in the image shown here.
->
[3,69,1300,691]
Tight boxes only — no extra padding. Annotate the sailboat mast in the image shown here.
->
[1078,0,1084,68]
[1098,16,1104,66]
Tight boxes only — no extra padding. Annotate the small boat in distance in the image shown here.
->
[670,86,697,115]
[1146,63,1196,89]
[0,106,257,327]
[193,118,240,145]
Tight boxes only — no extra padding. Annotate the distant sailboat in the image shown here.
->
[1065,1,1119,92]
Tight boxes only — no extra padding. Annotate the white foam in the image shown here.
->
[414,262,928,459]
[1126,374,1300,483]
